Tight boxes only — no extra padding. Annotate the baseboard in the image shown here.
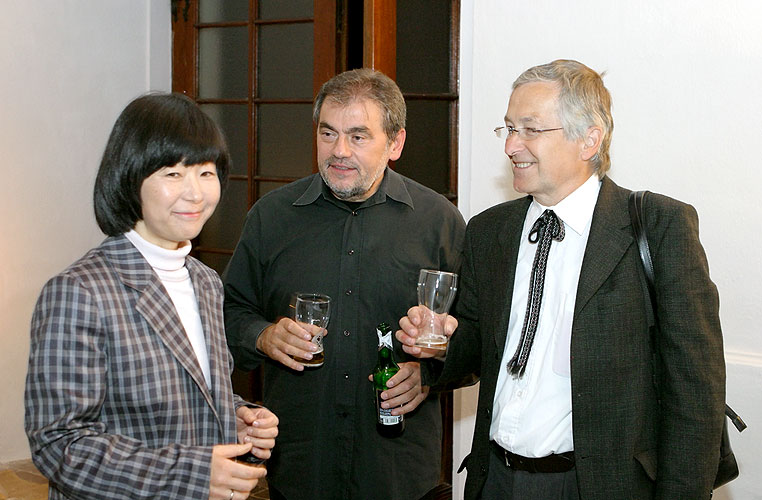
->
[725,349,762,368]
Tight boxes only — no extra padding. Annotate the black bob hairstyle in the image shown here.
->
[93,92,230,236]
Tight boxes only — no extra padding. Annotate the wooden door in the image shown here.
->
[171,0,459,486]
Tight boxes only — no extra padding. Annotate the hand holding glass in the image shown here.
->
[293,293,330,367]
[415,270,458,350]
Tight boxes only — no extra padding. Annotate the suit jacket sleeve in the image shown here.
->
[422,218,484,389]
[647,196,725,498]
[25,274,213,500]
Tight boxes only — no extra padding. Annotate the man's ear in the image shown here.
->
[388,129,407,161]
[580,126,603,161]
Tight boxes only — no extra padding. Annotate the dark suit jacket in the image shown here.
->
[429,177,726,499]
[25,235,246,499]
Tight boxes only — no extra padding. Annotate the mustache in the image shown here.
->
[323,157,358,169]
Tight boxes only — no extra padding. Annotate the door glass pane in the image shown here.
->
[199,0,249,23]
[198,179,248,250]
[201,103,249,177]
[199,27,249,99]
[257,104,314,178]
[258,0,313,20]
[258,23,314,99]
[394,100,450,194]
[257,181,292,198]
[396,0,451,94]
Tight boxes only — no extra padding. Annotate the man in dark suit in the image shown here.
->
[397,59,726,499]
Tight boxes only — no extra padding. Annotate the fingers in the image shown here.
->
[397,307,422,342]
[397,306,449,358]
[397,309,424,357]
[444,314,458,336]
[216,442,252,459]
[258,319,320,371]
[407,306,424,326]
[377,362,429,414]
[237,407,279,459]
[395,325,419,348]
[392,386,430,415]
[247,407,280,432]
[397,308,456,359]
[210,443,266,500]
[385,361,416,389]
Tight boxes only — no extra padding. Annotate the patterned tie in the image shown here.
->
[507,209,565,377]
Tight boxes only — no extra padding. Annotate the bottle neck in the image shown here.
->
[376,345,396,367]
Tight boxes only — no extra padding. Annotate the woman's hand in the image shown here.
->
[209,443,265,500]
[236,406,278,462]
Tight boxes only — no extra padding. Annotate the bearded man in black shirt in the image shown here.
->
[224,68,466,500]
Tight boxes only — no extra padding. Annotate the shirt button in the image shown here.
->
[345,289,352,295]
[343,330,350,336]
[516,390,523,397]
[347,249,355,255]
[343,373,350,379]
[352,211,359,216]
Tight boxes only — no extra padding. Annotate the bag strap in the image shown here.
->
[627,191,747,433]
[628,190,658,313]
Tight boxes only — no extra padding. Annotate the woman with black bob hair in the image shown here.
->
[25,92,278,500]
[93,92,230,236]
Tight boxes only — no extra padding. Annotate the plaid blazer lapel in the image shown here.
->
[103,236,219,415]
[187,257,231,430]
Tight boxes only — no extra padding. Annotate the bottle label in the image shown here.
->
[376,390,403,425]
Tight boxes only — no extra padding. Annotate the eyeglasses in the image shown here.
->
[494,126,564,141]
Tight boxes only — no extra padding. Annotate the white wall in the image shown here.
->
[456,1,762,499]
[0,0,170,462]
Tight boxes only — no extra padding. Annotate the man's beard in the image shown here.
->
[318,157,385,201]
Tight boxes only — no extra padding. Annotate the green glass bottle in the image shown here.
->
[373,322,405,438]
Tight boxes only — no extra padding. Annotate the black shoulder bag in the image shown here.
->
[628,190,746,491]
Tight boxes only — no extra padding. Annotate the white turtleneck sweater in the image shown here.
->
[125,230,212,389]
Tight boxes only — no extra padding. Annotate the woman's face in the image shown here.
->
[134,162,221,249]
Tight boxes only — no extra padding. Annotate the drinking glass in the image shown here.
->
[415,270,458,349]
[293,293,331,367]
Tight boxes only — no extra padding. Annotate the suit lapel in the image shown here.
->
[574,177,633,318]
[104,236,219,414]
[493,197,532,353]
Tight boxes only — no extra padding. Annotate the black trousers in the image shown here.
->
[480,448,581,500]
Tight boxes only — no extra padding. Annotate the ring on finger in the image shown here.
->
[229,489,235,500]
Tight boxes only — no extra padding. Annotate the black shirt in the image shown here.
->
[224,169,465,500]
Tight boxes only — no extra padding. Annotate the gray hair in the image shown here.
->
[313,68,406,142]
[513,59,614,175]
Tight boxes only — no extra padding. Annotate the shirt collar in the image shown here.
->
[528,174,601,236]
[293,167,414,209]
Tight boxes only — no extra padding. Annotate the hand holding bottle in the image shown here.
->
[208,443,264,500]
[373,361,430,415]
[373,323,405,438]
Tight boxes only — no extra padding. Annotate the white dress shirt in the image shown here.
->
[125,230,212,389]
[490,174,600,457]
